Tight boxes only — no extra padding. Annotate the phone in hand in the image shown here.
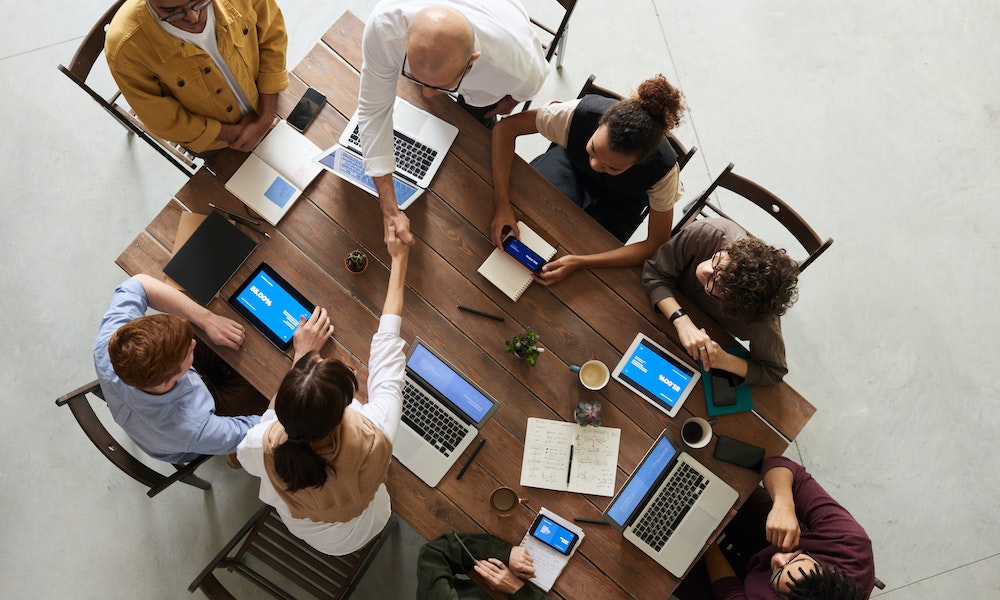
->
[287,87,326,132]
[714,435,765,471]
[708,368,738,407]
[502,232,547,273]
[529,514,580,555]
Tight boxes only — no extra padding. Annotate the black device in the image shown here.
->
[528,514,580,555]
[502,232,547,273]
[287,87,326,132]
[708,368,738,407]
[714,435,766,471]
[228,263,316,351]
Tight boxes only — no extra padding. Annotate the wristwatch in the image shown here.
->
[668,308,687,324]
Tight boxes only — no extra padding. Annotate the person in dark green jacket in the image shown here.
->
[417,533,551,599]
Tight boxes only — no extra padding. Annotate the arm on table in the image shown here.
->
[133,274,243,350]
[490,110,540,246]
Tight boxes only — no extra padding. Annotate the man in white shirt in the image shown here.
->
[359,0,549,245]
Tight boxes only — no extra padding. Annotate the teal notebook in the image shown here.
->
[703,346,753,416]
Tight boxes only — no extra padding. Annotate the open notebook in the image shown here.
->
[477,221,557,301]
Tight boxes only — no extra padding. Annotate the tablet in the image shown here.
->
[612,333,701,418]
[228,263,315,351]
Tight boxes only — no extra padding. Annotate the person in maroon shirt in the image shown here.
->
[701,457,875,600]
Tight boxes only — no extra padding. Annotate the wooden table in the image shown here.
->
[117,11,815,598]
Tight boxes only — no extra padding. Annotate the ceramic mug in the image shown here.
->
[681,417,713,449]
[569,359,610,391]
[489,486,522,516]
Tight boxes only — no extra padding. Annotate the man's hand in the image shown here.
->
[231,114,276,152]
[676,319,718,364]
[507,546,536,580]
[384,212,414,246]
[491,202,519,247]
[202,314,246,351]
[473,558,526,595]
[291,307,334,363]
[485,95,520,119]
[386,220,412,260]
[765,497,801,551]
[535,255,580,285]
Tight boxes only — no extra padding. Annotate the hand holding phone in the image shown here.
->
[287,87,326,133]
[528,514,580,555]
[502,232,547,273]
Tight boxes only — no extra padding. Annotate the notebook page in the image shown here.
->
[477,221,557,301]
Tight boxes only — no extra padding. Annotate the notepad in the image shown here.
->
[518,508,585,592]
[477,221,557,301]
[225,120,323,226]
[162,211,257,305]
[520,418,620,497]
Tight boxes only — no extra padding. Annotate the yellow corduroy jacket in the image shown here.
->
[105,0,288,152]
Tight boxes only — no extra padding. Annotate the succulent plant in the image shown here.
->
[574,401,603,427]
[345,249,368,273]
[505,327,543,366]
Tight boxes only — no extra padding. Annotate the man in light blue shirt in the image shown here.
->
[94,275,267,463]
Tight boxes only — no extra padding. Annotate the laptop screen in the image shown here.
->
[617,338,697,412]
[605,434,677,527]
[407,342,495,424]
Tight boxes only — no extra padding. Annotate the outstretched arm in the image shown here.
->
[490,110,540,246]
[133,274,244,350]
[383,221,411,316]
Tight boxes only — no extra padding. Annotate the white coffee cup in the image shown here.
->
[571,360,610,391]
[681,417,713,449]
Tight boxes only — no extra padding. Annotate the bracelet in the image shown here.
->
[668,308,687,324]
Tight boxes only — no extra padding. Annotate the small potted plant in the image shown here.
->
[345,249,368,274]
[505,327,543,366]
[574,401,603,427]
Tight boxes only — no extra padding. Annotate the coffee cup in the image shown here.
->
[681,417,712,449]
[489,486,522,516]
[569,360,610,391]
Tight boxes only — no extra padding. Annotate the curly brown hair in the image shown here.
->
[716,237,799,323]
[598,74,686,161]
[108,314,193,389]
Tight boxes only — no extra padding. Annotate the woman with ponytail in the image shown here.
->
[237,223,410,555]
[491,74,687,284]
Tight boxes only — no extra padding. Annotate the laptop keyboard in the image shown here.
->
[633,462,708,552]
[401,381,467,456]
[349,127,437,181]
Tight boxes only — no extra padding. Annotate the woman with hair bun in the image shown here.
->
[491,74,687,284]
[237,223,410,555]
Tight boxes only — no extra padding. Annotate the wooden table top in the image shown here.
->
[116,11,814,598]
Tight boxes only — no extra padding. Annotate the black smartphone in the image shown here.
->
[529,514,580,555]
[714,435,765,471]
[502,232,547,273]
[708,368,738,407]
[287,87,326,132]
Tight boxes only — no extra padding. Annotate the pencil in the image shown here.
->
[209,203,262,226]
[457,305,504,322]
[573,518,609,525]
[456,438,487,480]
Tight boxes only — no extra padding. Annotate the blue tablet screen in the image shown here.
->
[233,269,311,344]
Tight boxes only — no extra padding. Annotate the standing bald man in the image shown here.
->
[359,0,549,245]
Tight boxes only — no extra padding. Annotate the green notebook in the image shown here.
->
[702,346,753,416]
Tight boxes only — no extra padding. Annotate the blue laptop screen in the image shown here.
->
[317,147,419,206]
[606,435,677,527]
[618,340,696,411]
[233,269,311,344]
[407,343,494,424]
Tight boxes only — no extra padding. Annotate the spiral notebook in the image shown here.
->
[477,221,557,301]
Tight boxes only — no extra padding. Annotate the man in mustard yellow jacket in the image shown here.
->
[106,0,288,153]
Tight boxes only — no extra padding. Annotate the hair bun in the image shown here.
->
[635,74,686,131]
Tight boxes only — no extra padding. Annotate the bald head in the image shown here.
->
[405,7,477,88]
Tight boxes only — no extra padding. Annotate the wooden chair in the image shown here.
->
[55,380,212,498]
[188,505,396,600]
[57,0,200,176]
[671,163,833,273]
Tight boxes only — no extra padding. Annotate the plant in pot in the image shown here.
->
[574,401,603,427]
[505,327,543,366]
[345,249,368,274]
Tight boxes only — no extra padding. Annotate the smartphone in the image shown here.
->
[287,87,326,132]
[708,368,738,407]
[502,233,547,273]
[714,435,765,471]
[528,514,580,555]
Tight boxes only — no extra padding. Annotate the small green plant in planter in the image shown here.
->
[574,401,603,427]
[505,327,543,366]
[345,249,368,274]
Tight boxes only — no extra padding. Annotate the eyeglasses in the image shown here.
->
[148,0,211,23]
[706,251,725,298]
[769,550,817,594]
[400,53,473,93]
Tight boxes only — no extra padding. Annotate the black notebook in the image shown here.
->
[163,211,257,305]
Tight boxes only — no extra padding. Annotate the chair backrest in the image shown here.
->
[576,74,697,171]
[189,505,396,600]
[672,162,833,272]
[57,0,200,176]
[56,380,212,497]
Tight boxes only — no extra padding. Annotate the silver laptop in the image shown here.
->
[602,430,738,577]
[392,338,499,487]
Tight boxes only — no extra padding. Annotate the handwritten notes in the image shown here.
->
[520,418,620,497]
[519,508,585,592]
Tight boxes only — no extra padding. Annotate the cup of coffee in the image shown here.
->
[681,417,712,449]
[570,360,610,391]
[489,486,521,516]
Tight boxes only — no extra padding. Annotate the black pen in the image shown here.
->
[566,445,574,484]
[457,305,504,322]
[456,438,487,480]
[209,203,262,226]
[573,518,609,525]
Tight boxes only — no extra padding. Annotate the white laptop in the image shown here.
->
[315,97,459,209]
[602,430,738,578]
[392,338,499,487]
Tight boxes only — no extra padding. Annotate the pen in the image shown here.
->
[234,220,272,238]
[202,165,218,177]
[566,445,574,484]
[456,438,487,480]
[457,305,504,322]
[573,518,609,525]
[209,203,262,226]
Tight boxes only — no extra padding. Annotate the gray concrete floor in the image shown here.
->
[2,0,998,598]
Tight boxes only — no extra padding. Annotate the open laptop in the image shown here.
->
[602,430,738,577]
[316,97,459,209]
[392,338,499,487]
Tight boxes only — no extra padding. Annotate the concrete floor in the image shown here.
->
[2,0,998,598]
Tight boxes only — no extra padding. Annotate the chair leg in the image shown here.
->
[555,26,569,69]
[188,505,271,593]
[147,454,213,497]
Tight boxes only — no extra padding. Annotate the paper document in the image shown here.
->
[518,508,584,592]
[477,221,557,301]
[520,418,620,497]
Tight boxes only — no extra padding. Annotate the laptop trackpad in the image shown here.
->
[678,507,718,546]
